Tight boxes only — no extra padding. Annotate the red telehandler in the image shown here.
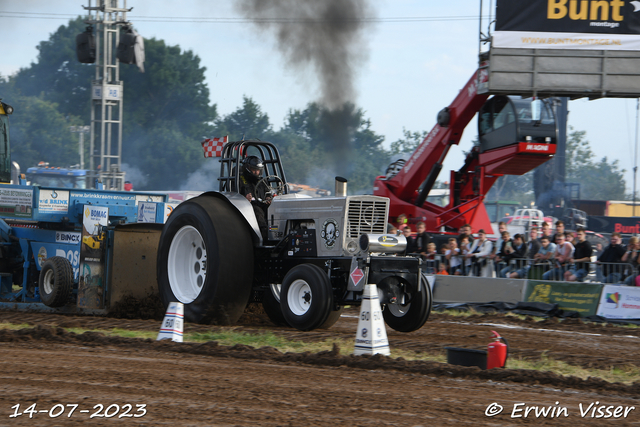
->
[374,68,558,234]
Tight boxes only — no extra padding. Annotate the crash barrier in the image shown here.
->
[432,274,640,319]
[432,275,527,304]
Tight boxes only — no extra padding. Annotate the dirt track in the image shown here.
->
[1,308,640,426]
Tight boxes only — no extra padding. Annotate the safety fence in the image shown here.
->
[497,259,637,285]
[416,252,638,286]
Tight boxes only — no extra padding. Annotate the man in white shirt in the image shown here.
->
[466,229,494,277]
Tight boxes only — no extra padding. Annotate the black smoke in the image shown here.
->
[235,0,375,177]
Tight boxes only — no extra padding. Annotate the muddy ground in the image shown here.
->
[1,307,640,426]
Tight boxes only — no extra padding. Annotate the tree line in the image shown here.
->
[0,18,629,201]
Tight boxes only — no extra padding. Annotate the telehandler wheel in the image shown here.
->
[261,284,288,326]
[281,264,333,331]
[39,256,73,307]
[382,274,432,332]
[157,196,254,325]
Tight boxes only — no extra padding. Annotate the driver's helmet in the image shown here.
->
[242,156,264,182]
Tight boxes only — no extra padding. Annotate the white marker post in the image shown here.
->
[157,301,184,342]
[354,284,390,356]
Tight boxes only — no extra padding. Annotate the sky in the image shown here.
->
[0,0,638,193]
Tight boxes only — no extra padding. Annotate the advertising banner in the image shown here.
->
[494,0,640,50]
[77,205,108,309]
[588,215,640,234]
[597,284,640,319]
[163,203,179,223]
[0,187,33,218]
[137,202,157,223]
[524,280,603,316]
[38,189,70,214]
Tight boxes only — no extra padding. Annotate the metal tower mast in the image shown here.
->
[83,0,131,191]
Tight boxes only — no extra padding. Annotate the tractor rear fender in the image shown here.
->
[200,191,262,246]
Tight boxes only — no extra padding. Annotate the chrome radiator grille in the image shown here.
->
[346,198,388,238]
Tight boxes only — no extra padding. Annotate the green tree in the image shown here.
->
[486,173,534,206]
[269,129,315,184]
[215,96,272,141]
[119,38,216,189]
[280,102,388,193]
[2,18,217,189]
[565,128,594,179]
[126,122,204,189]
[120,38,215,136]
[7,94,83,169]
[5,17,93,120]
[389,128,428,156]
[351,118,389,194]
[565,127,627,200]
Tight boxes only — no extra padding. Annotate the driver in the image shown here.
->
[239,156,271,240]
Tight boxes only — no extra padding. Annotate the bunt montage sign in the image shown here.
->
[494,0,640,50]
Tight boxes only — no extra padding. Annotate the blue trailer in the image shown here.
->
[0,99,173,314]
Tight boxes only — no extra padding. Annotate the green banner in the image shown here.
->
[524,280,603,317]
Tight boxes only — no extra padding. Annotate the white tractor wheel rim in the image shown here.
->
[168,225,207,304]
[288,279,312,316]
[387,301,410,318]
[43,269,55,295]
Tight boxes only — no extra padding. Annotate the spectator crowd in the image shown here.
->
[392,216,640,285]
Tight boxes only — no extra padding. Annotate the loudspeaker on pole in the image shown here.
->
[354,284,390,356]
[157,301,184,342]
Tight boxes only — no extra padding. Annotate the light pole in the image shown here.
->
[634,99,639,218]
[70,125,90,169]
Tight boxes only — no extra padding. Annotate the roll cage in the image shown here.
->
[218,139,289,195]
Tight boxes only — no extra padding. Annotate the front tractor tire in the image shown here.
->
[157,196,254,325]
[281,264,333,331]
[382,274,432,332]
[39,256,73,307]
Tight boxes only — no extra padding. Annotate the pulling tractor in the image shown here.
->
[156,140,432,332]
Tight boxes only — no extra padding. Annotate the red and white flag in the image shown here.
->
[202,136,228,158]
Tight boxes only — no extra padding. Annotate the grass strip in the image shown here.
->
[1,321,639,384]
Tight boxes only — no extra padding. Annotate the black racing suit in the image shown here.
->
[239,172,270,241]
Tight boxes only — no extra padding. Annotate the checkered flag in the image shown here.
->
[202,136,228,158]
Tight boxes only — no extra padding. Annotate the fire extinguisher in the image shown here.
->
[487,330,509,369]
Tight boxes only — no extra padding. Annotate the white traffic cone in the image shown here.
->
[354,284,390,356]
[157,301,184,342]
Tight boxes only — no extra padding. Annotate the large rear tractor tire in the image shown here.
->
[157,196,254,325]
[281,264,333,331]
[382,274,432,332]
[39,256,73,307]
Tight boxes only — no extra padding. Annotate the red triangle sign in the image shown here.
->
[350,268,364,286]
